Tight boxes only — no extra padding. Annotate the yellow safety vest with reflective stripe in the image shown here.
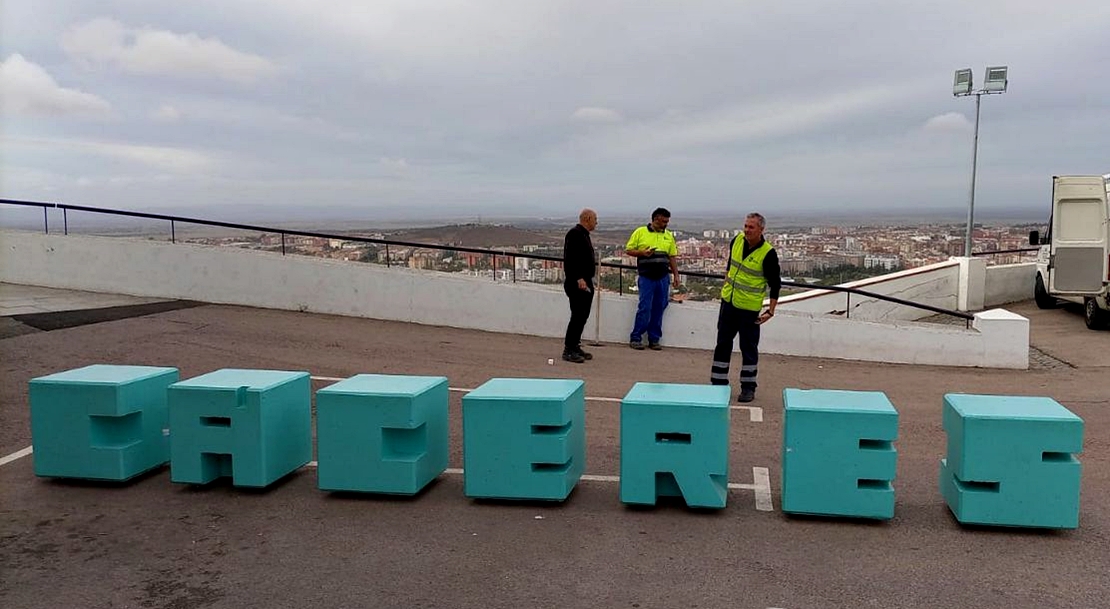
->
[721,238,772,311]
[626,225,677,279]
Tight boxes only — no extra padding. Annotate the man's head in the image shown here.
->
[579,208,598,232]
[743,212,766,245]
[650,207,671,232]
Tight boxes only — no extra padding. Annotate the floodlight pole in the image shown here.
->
[956,65,1006,257]
[964,92,982,258]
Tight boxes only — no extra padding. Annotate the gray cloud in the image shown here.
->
[571,107,624,124]
[0,54,112,117]
[1,0,1109,219]
[61,18,279,84]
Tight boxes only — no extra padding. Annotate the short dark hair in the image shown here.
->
[651,207,671,220]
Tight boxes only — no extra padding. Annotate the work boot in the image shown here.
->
[629,340,645,350]
[576,346,593,360]
[648,342,662,351]
[562,351,586,363]
[737,388,756,403]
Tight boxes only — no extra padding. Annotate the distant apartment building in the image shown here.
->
[387,247,412,263]
[833,252,865,267]
[460,252,483,268]
[526,268,562,283]
[779,256,815,275]
[409,250,440,270]
[864,255,901,271]
[678,238,718,258]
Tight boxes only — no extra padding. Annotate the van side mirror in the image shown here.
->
[1028,230,1040,246]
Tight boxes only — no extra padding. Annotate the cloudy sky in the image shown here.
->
[2,1,1109,221]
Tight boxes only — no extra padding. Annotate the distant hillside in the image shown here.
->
[387,223,638,249]
[389,224,561,248]
[590,228,636,246]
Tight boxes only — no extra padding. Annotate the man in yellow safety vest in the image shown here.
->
[625,207,681,350]
[709,212,781,403]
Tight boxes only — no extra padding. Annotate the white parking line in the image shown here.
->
[5,449,774,511]
[740,406,764,422]
[727,467,774,511]
[303,462,774,511]
[310,376,765,422]
[0,446,33,467]
[752,467,774,512]
[581,474,621,483]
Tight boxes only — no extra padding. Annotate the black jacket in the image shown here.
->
[563,224,596,282]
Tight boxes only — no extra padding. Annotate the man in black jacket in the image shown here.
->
[562,208,598,363]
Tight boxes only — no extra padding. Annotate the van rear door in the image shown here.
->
[1048,175,1109,295]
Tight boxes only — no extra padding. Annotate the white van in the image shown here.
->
[1029,174,1110,329]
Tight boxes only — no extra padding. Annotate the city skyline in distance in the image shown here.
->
[0,199,1050,235]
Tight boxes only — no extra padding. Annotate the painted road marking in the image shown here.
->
[303,462,774,512]
[0,446,33,467]
[4,449,773,511]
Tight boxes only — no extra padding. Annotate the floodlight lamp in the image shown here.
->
[984,66,1008,93]
[953,69,973,96]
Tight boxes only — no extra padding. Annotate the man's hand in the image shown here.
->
[757,310,775,324]
[577,278,590,292]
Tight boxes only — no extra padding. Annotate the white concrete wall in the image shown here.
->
[984,262,1036,307]
[777,260,960,321]
[0,230,574,336]
[957,257,986,312]
[0,230,1028,368]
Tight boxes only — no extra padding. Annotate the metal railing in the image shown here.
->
[972,247,1039,257]
[1,198,975,325]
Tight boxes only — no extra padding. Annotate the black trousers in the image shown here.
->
[710,301,761,390]
[564,279,594,352]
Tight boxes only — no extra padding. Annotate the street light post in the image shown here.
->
[953,66,1008,257]
[966,91,981,259]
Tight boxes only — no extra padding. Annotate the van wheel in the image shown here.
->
[1084,298,1108,330]
[1034,274,1056,309]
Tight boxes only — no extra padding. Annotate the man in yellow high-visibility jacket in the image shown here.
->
[710,212,781,403]
[625,207,681,350]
